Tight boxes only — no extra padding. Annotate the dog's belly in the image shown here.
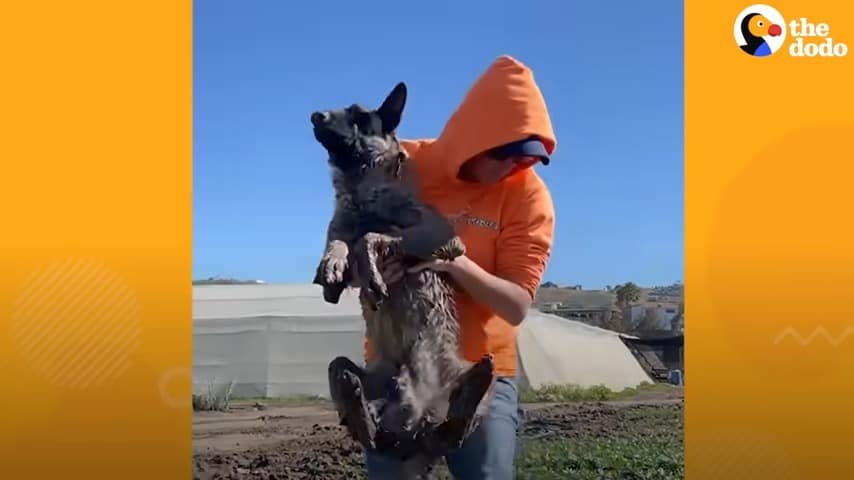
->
[367,270,466,426]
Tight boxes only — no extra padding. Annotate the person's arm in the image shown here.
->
[422,254,532,326]
[409,176,555,326]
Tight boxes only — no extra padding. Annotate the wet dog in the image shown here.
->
[310,82,495,477]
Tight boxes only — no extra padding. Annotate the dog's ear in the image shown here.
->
[377,82,407,134]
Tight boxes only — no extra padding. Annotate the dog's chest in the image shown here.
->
[349,185,414,236]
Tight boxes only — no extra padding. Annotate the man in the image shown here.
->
[365,55,557,479]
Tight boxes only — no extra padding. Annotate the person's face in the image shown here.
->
[459,152,541,184]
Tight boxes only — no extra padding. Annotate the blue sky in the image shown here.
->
[193,0,684,289]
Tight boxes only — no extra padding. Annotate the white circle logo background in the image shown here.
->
[734,4,787,54]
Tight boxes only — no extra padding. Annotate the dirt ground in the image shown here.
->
[193,388,684,480]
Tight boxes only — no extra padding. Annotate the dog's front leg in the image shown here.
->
[352,232,402,308]
[313,210,357,303]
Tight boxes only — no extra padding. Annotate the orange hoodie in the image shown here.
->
[366,55,557,377]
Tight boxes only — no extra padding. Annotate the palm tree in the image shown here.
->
[614,282,641,308]
[600,282,643,333]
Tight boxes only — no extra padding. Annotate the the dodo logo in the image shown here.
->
[735,4,849,58]
[734,4,786,57]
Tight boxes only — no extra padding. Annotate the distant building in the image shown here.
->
[670,313,684,332]
[624,304,680,331]
[534,288,616,326]
[539,302,563,312]
[621,333,684,381]
[534,284,685,334]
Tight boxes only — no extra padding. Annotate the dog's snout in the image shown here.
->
[311,111,329,125]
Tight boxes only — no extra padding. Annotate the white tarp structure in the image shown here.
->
[193,284,651,398]
[515,309,652,390]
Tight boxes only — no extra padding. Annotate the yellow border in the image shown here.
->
[687,1,854,478]
[0,1,192,477]
[3,0,854,477]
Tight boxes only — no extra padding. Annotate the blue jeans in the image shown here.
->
[365,376,520,479]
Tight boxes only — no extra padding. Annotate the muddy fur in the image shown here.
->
[310,82,495,477]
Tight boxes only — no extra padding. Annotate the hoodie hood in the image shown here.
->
[433,55,557,183]
[367,56,558,376]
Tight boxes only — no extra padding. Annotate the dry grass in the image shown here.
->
[192,379,234,411]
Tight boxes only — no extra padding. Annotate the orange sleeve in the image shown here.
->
[495,174,555,300]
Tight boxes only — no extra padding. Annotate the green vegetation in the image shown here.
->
[192,276,263,285]
[427,398,683,479]
[212,381,676,409]
[516,436,683,480]
[615,282,642,307]
[515,395,684,479]
[193,393,326,411]
[230,394,326,406]
[519,381,675,403]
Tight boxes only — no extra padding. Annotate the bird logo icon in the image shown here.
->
[734,5,787,57]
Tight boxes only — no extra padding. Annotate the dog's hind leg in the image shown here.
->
[328,356,378,449]
[431,234,466,261]
[420,354,495,455]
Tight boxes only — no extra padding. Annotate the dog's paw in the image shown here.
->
[433,236,466,261]
[319,240,349,284]
[359,275,387,310]
[367,270,389,302]
[322,253,347,284]
[355,233,397,302]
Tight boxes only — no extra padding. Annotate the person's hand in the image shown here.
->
[406,255,466,275]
